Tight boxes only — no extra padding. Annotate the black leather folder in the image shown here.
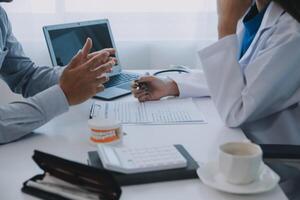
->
[22,150,122,200]
[88,144,199,186]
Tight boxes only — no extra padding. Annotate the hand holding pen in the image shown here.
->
[131,75,180,102]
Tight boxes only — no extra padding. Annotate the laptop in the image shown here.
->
[43,19,139,100]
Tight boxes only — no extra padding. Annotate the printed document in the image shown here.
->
[91,98,206,124]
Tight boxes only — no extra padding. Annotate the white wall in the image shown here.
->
[0,38,214,105]
[8,12,217,68]
[1,1,218,105]
[20,39,213,68]
[2,1,218,68]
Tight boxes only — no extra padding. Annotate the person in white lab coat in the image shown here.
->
[132,0,300,144]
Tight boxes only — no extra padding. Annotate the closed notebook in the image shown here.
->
[87,144,199,186]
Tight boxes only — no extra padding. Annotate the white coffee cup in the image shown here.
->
[219,142,263,185]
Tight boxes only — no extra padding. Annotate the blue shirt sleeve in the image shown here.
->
[0,6,64,98]
[0,6,69,144]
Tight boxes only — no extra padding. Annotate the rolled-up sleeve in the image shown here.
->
[0,85,69,144]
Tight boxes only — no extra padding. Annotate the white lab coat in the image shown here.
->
[172,2,300,144]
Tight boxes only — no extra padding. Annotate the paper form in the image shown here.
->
[91,98,206,125]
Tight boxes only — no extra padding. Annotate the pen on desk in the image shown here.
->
[89,103,95,119]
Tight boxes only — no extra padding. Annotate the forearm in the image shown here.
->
[164,78,179,97]
[0,85,69,144]
[217,0,252,39]
[21,65,65,97]
[218,20,238,39]
[13,64,64,98]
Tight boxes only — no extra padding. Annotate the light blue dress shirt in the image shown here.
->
[0,6,69,144]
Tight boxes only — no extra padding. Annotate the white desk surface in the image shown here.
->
[0,96,287,200]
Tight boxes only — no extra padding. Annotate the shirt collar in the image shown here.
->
[243,4,267,34]
[260,2,285,31]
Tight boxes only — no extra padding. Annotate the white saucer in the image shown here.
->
[197,161,280,194]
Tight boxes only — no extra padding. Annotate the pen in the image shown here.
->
[134,80,149,92]
[89,103,95,119]
[134,72,150,92]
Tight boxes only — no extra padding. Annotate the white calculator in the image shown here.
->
[97,145,188,174]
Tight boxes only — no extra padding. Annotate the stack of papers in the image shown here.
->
[91,98,206,125]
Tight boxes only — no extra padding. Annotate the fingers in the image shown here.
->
[103,48,116,56]
[95,75,109,85]
[131,76,154,88]
[82,38,93,59]
[132,87,144,96]
[132,87,150,101]
[67,38,92,69]
[93,76,109,94]
[131,76,152,93]
[131,81,138,89]
[138,93,150,102]
[89,52,112,71]
[92,61,114,78]
[96,85,105,94]
[108,57,118,65]
[67,50,83,69]
[93,59,115,72]
[81,51,110,71]
[87,48,116,60]
[88,72,109,96]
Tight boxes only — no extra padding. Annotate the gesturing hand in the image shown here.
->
[59,38,116,105]
[66,38,116,67]
[217,0,252,38]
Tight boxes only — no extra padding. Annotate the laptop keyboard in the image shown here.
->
[104,73,139,88]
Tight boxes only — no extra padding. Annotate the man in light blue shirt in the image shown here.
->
[0,1,115,144]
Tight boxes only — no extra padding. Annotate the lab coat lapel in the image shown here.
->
[239,2,285,68]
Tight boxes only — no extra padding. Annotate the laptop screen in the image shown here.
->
[45,21,115,67]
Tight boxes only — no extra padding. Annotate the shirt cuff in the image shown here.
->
[169,72,210,98]
[32,84,69,121]
[54,66,66,79]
